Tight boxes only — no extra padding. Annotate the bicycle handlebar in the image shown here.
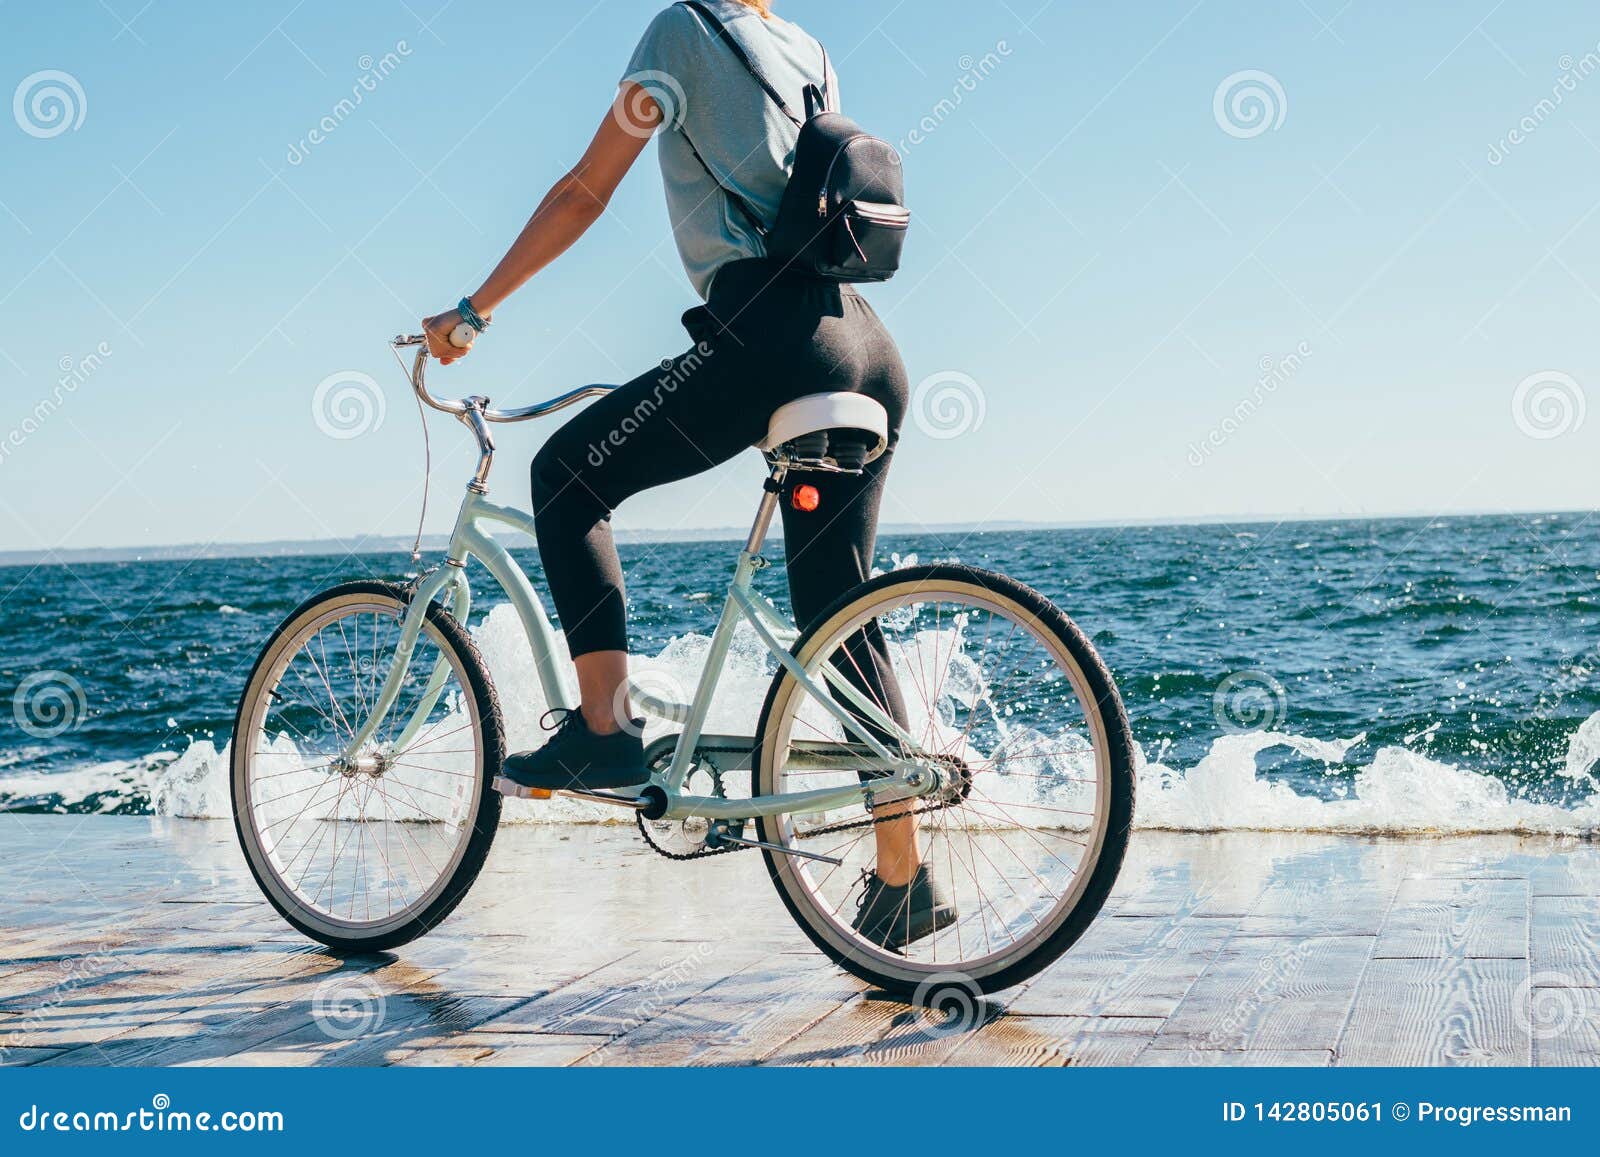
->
[392,333,614,423]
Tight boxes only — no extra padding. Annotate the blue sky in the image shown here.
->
[2,0,1598,552]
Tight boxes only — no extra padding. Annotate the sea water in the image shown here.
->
[5,512,1600,834]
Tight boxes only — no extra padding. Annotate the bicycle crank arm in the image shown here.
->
[704,820,842,866]
[493,777,653,810]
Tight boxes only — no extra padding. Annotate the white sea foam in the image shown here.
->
[1136,730,1600,835]
[14,605,1600,836]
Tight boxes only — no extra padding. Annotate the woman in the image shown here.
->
[422,0,950,948]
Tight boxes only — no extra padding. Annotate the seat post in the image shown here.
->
[744,461,788,554]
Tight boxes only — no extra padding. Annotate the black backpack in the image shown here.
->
[675,0,908,283]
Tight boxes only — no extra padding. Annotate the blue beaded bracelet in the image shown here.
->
[458,296,489,332]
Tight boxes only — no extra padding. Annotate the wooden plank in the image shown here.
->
[580,960,860,1066]
[1528,985,1600,1066]
[1109,832,1286,919]
[388,1032,605,1067]
[475,946,759,1039]
[1530,895,1600,987]
[767,996,1162,1068]
[1150,935,1372,1055]
[1138,1048,1333,1066]
[35,954,362,1066]
[1374,877,1526,959]
[1338,957,1529,1065]
[943,1015,1163,1066]
[758,994,906,1066]
[0,1046,70,1066]
[1008,914,1235,1018]
[1222,851,1401,940]
[0,817,1591,1068]
[3,942,332,1059]
[1528,843,1600,896]
[203,995,534,1067]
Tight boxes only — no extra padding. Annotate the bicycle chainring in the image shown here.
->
[636,752,743,861]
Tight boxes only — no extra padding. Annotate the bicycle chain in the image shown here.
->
[635,815,744,861]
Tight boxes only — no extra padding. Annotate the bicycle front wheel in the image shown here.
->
[753,564,1135,997]
[231,580,504,951]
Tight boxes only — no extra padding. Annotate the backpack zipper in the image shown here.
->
[847,200,910,225]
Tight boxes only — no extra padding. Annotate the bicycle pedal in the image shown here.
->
[494,776,551,800]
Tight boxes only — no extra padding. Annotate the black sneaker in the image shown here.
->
[850,864,957,950]
[498,708,646,796]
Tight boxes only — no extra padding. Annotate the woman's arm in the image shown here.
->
[424,83,660,363]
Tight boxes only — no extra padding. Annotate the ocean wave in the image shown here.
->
[5,594,1600,836]
[16,724,1600,836]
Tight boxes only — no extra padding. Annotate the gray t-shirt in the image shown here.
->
[623,1,834,298]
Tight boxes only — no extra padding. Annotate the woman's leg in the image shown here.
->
[780,447,922,885]
[530,337,769,730]
[571,652,631,735]
[778,310,915,884]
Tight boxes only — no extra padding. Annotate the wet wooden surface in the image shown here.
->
[2,816,1598,1067]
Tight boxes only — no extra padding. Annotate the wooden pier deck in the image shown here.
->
[3,816,1598,1067]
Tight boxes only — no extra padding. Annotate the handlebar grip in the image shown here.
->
[448,322,477,350]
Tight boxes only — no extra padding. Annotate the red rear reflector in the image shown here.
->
[791,484,821,512]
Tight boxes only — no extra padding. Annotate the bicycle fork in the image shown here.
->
[335,565,468,768]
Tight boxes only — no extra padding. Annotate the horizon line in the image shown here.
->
[1,505,1591,568]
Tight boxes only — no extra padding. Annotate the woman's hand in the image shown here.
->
[422,308,482,365]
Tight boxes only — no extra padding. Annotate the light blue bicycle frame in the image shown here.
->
[338,339,936,825]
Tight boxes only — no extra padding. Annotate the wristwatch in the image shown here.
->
[458,296,490,332]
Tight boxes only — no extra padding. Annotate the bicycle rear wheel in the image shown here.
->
[231,580,503,951]
[753,564,1135,997]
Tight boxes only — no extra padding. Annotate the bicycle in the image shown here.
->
[230,333,1136,997]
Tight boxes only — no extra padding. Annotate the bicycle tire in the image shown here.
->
[752,563,1136,997]
[231,580,504,952]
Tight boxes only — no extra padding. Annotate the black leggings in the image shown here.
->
[531,258,910,660]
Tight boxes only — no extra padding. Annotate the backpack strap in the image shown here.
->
[676,126,770,237]
[811,45,836,116]
[677,0,804,127]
